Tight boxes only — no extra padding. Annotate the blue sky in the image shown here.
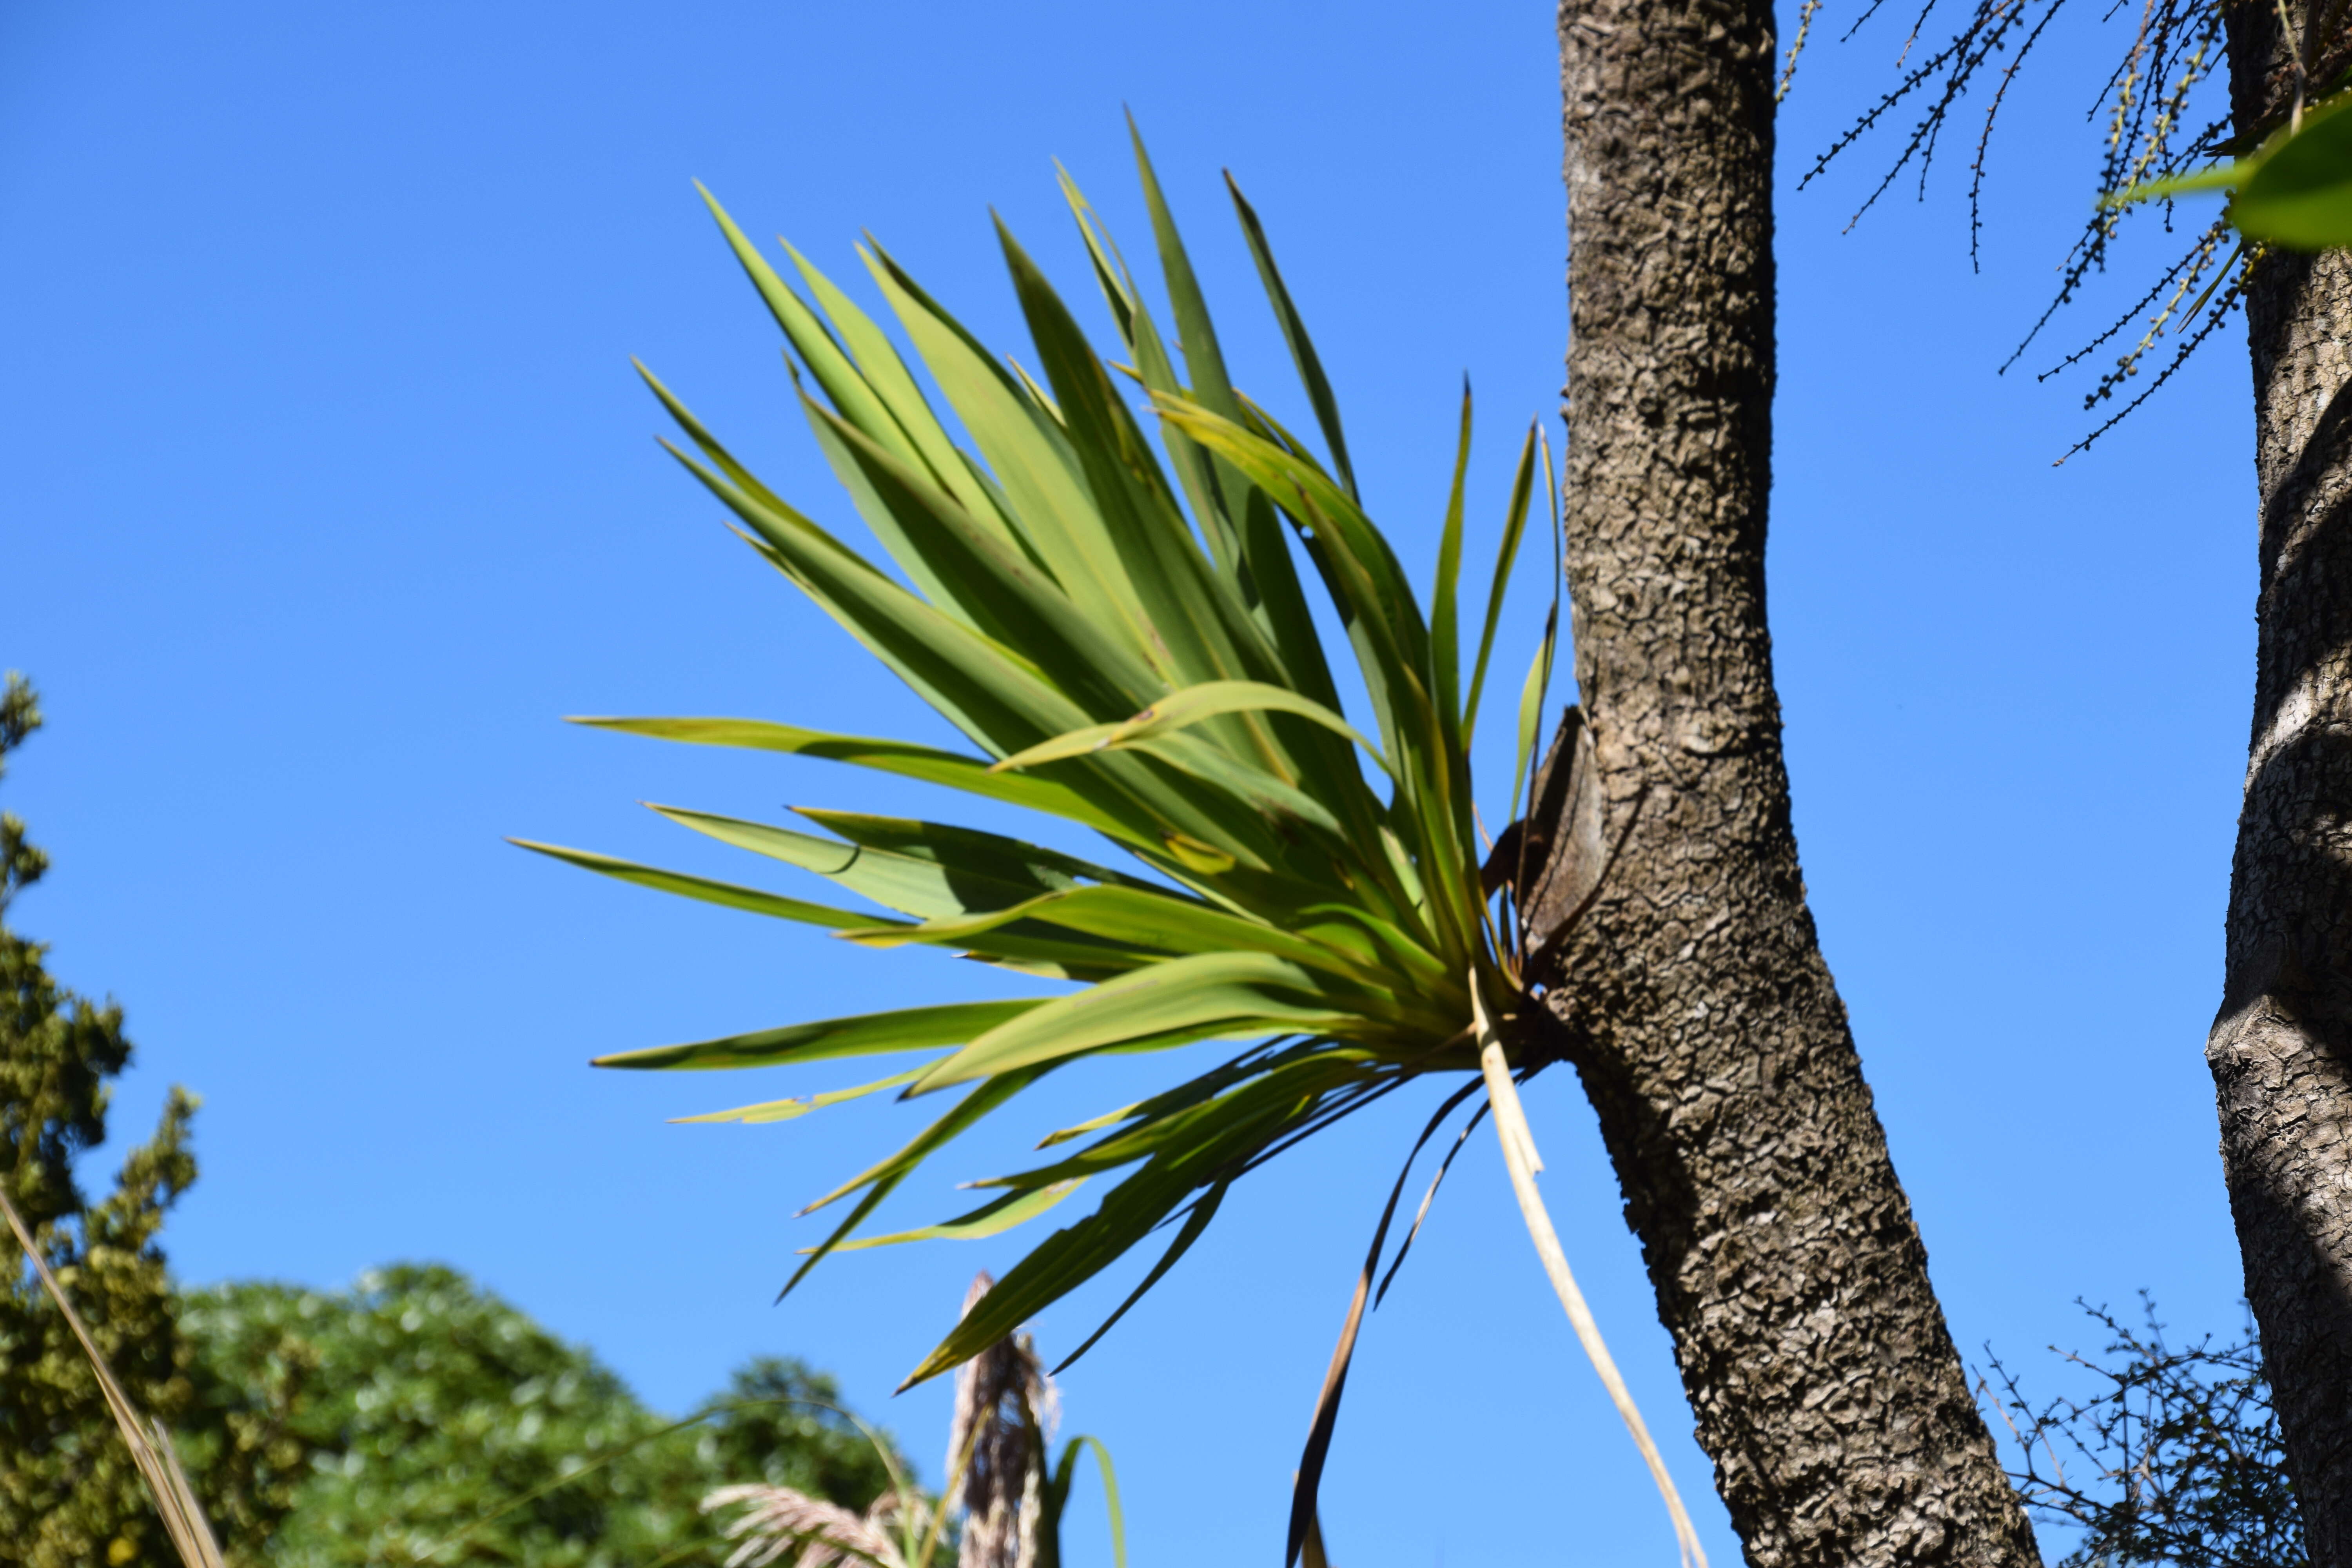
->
[4,2,2252,1563]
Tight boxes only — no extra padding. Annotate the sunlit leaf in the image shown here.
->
[539,135,1566,1399]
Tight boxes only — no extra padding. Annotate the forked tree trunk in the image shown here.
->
[1529,1,2042,1562]
[2211,7,2352,1559]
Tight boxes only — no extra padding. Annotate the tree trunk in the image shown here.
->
[2211,7,2352,1559]
[1530,1,2041,1562]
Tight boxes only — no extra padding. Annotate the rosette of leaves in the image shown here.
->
[521,129,1695,1562]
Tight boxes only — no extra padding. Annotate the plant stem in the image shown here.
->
[1473,987,1707,1568]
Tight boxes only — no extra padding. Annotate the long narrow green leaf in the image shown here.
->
[910,951,1381,1093]
[1225,172,1356,500]
[972,1049,1384,1193]
[510,839,893,933]
[898,1102,1283,1389]
[566,717,1129,837]
[1112,733,1357,862]
[794,808,1162,894]
[902,1051,1394,1392]
[1058,1437,1126,1568]
[995,218,1268,720]
[1098,130,1254,596]
[781,238,1020,548]
[1430,383,1474,737]
[1463,422,1539,748]
[1050,1180,1229,1371]
[641,805,1157,976]
[1030,1038,1304,1151]
[845,885,1400,992]
[594,1000,1042,1072]
[648,805,1075,918]
[696,186,923,474]
[1530,424,1564,820]
[1512,605,1559,832]
[1045,182,1363,818]
[1129,122,1240,420]
[784,1069,1045,1298]
[1154,399,1429,686]
[682,472,1303,882]
[675,1067,929,1124]
[821,1178,1087,1251]
[1296,903,1455,992]
[1234,477,1345,701]
[793,377,986,621]
[650,430,1294,871]
[1067,173,1244,589]
[1151,403,1473,963]
[863,241,1172,675]
[798,392,1165,717]
[895,272,1373,894]
[990,680,1391,778]
[1277,475,1479,968]
[1059,167,1320,812]
[641,379,1077,750]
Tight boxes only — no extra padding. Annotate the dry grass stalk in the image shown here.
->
[703,1484,925,1568]
[946,1272,1057,1568]
[1472,982,1708,1568]
[701,1272,1060,1568]
[0,1181,224,1568]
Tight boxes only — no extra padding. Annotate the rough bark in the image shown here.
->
[2210,7,2352,1559]
[1530,1,2042,1562]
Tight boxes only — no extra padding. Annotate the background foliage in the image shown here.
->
[3,676,902,1566]
[181,1265,903,1568]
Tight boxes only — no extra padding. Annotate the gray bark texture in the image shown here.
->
[2212,6,2352,1559]
[1529,1,2042,1562]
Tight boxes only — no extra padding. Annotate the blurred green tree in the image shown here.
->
[0,673,893,1565]
[181,1264,902,1566]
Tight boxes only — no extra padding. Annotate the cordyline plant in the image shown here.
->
[523,127,1704,1567]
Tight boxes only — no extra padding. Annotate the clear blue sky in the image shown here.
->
[4,3,2250,1563]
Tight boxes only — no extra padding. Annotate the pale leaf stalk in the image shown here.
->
[0,1183,225,1568]
[1471,984,1707,1568]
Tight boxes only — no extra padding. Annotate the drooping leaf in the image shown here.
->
[820,1178,1088,1251]
[675,1067,929,1124]
[783,1068,1048,1299]
[1050,1180,1229,1372]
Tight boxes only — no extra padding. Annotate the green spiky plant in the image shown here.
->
[522,127,1704,1567]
